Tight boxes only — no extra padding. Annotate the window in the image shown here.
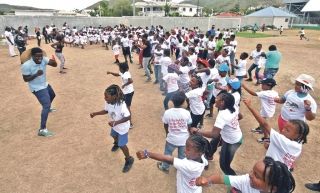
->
[285,18,289,22]
[146,8,150,11]
[183,8,186,11]
[189,8,192,12]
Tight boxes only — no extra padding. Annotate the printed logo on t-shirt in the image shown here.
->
[284,101,299,112]
[283,153,296,169]
[188,178,196,187]
[230,116,239,128]
[168,118,186,131]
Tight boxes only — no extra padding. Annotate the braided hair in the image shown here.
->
[189,134,207,154]
[217,92,235,113]
[289,119,310,144]
[105,84,124,105]
[193,75,203,88]
[263,156,295,193]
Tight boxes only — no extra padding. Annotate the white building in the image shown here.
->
[135,0,203,17]
[14,9,58,16]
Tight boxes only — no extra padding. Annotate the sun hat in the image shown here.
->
[295,74,315,90]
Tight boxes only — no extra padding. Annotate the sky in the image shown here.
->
[0,0,185,10]
[0,0,102,10]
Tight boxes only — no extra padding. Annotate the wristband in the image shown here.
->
[144,149,149,158]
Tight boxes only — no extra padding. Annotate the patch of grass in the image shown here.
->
[292,25,320,31]
[236,32,275,38]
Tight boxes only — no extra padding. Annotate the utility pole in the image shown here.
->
[197,0,200,16]
[133,0,136,16]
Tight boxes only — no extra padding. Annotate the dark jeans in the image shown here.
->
[206,135,221,159]
[18,47,26,55]
[33,85,55,129]
[190,111,204,127]
[247,63,259,80]
[264,68,278,79]
[163,90,178,110]
[220,140,241,175]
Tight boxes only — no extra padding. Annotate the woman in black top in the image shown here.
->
[51,35,67,74]
[35,27,41,47]
[138,35,152,82]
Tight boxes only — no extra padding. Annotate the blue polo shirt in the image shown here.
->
[265,51,282,69]
[21,57,49,92]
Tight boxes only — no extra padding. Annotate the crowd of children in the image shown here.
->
[17,22,318,192]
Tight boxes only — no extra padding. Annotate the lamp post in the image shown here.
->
[197,0,200,16]
[133,0,135,16]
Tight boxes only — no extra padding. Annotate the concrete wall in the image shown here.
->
[0,15,290,35]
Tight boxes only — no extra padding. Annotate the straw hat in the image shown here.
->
[295,74,315,91]
[20,48,47,64]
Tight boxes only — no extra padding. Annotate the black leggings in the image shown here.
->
[191,111,204,127]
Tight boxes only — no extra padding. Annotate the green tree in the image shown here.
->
[109,0,133,16]
[202,7,212,17]
[230,2,240,13]
[99,0,110,16]
[164,2,170,16]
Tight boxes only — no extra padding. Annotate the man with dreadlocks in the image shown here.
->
[196,156,296,193]
[90,84,134,173]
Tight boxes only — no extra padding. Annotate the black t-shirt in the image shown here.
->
[142,41,152,58]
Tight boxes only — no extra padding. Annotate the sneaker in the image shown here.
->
[111,144,119,152]
[38,129,54,137]
[257,137,270,143]
[251,127,263,134]
[157,162,169,174]
[245,78,253,82]
[205,114,213,118]
[305,182,320,191]
[49,108,57,113]
[122,156,134,173]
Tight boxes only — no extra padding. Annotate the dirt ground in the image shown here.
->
[0,29,319,193]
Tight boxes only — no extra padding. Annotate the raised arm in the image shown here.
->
[241,83,258,96]
[136,150,174,164]
[90,110,108,118]
[243,99,271,134]
[107,71,120,76]
[190,126,221,139]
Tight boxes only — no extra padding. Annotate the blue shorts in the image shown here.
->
[110,129,128,147]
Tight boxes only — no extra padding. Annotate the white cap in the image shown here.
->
[295,74,315,90]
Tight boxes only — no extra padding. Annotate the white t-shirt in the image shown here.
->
[112,45,121,55]
[266,129,302,170]
[160,57,172,76]
[154,49,164,65]
[174,156,208,193]
[119,71,134,94]
[214,109,242,144]
[258,57,266,68]
[228,174,259,193]
[163,73,180,93]
[232,92,241,113]
[207,40,216,54]
[250,50,263,65]
[281,90,317,121]
[230,40,238,53]
[212,76,227,97]
[179,66,190,84]
[215,55,230,67]
[185,87,205,115]
[235,59,247,77]
[121,37,130,47]
[104,101,130,135]
[188,54,197,70]
[4,31,14,44]
[162,108,192,146]
[256,90,279,118]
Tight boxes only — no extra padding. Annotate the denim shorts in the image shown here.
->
[110,129,128,147]
[124,92,134,107]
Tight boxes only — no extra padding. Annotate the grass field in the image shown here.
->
[236,32,276,38]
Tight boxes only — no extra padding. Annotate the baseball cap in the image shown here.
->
[218,63,229,72]
[227,77,241,90]
[261,78,277,87]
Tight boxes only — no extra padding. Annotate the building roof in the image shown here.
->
[302,0,320,12]
[216,12,242,17]
[135,1,202,8]
[246,6,297,17]
[283,0,309,3]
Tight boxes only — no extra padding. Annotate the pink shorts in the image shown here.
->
[278,115,288,132]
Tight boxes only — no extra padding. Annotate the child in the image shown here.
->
[159,49,172,92]
[192,92,242,175]
[206,63,229,118]
[255,52,267,85]
[233,52,249,82]
[215,49,230,71]
[152,44,163,84]
[90,84,134,173]
[299,28,309,41]
[107,62,134,128]
[177,55,191,93]
[247,44,263,82]
[112,40,121,64]
[163,65,180,110]
[158,91,192,172]
[136,134,208,193]
[242,78,278,143]
[243,98,309,171]
[196,156,296,193]
[186,76,205,128]
[51,35,67,74]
